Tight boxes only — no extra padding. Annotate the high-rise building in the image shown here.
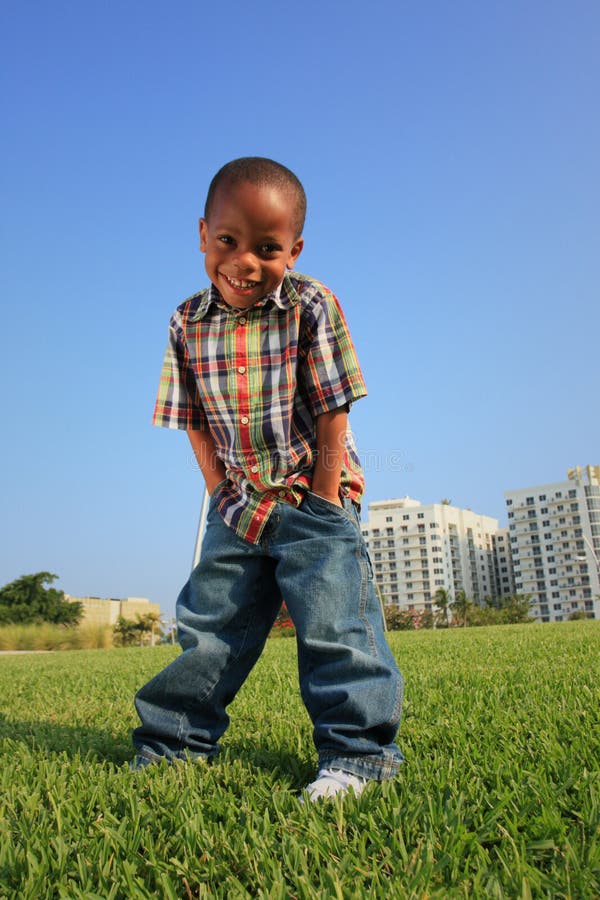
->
[504,465,600,622]
[361,498,499,611]
[493,527,516,599]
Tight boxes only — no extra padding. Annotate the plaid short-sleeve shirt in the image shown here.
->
[153,271,368,543]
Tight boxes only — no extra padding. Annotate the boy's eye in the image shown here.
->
[218,235,235,245]
[259,243,280,255]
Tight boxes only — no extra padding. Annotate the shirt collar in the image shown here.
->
[191,273,301,321]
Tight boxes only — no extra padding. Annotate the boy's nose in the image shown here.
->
[233,249,257,271]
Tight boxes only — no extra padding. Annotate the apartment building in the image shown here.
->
[64,594,161,627]
[493,527,516,599]
[361,498,500,611]
[504,465,600,622]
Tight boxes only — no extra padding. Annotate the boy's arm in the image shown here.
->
[311,407,348,507]
[187,429,227,494]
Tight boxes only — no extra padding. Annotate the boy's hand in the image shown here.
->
[310,490,343,507]
[187,429,227,492]
[312,408,348,506]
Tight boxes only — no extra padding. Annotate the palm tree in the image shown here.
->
[451,589,471,627]
[433,588,451,628]
[135,611,163,646]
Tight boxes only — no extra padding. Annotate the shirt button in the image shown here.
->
[238,366,246,374]
[251,465,259,473]
[241,416,249,425]
[238,316,247,325]
[278,490,286,498]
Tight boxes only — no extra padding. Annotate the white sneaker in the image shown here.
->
[301,767,368,802]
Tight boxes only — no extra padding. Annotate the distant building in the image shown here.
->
[64,595,161,627]
[493,527,516,599]
[505,465,600,622]
[361,497,500,612]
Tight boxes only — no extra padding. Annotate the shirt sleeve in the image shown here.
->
[300,291,367,417]
[152,310,208,430]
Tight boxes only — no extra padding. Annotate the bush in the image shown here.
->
[0,623,113,651]
[384,606,419,630]
[270,602,296,637]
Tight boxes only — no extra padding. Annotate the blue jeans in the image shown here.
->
[133,491,404,781]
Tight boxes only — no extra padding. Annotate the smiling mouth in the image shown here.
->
[224,274,260,290]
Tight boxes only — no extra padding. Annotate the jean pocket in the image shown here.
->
[304,491,355,523]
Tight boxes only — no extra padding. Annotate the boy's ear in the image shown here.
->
[286,237,304,269]
[199,218,208,252]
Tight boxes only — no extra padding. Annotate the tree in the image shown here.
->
[433,588,451,628]
[498,594,534,624]
[113,612,165,647]
[451,589,471,627]
[136,611,163,646]
[113,616,140,647]
[0,573,82,626]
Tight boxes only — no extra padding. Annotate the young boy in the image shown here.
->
[132,157,403,800]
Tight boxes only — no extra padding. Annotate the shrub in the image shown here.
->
[0,623,113,651]
[270,602,296,637]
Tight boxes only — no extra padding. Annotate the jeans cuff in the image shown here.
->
[318,752,403,782]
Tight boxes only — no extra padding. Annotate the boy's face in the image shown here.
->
[199,181,304,309]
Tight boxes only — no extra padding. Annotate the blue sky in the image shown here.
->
[2,1,598,616]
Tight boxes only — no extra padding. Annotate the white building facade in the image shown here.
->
[504,465,600,622]
[361,498,500,612]
[493,527,516,599]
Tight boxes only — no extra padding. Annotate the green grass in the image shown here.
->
[1,622,599,898]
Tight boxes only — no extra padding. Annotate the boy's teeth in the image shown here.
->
[229,276,256,288]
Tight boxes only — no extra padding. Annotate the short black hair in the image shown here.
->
[204,157,307,237]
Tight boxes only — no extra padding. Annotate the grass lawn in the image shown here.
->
[0,622,599,898]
